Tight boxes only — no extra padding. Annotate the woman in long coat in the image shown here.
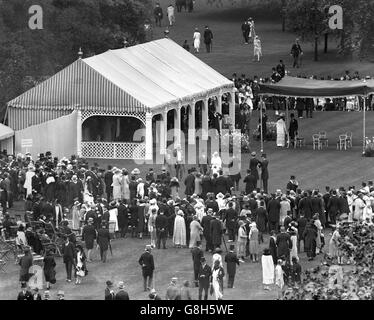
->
[111,169,122,201]
[43,250,56,290]
[121,170,130,201]
[189,216,203,248]
[303,222,317,261]
[173,210,187,248]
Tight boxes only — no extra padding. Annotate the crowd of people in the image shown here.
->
[1,148,373,300]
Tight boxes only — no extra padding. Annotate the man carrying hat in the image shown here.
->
[138,245,155,291]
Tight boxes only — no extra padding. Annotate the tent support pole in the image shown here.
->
[260,97,263,153]
[363,97,366,155]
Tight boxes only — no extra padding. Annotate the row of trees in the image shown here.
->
[0,0,151,121]
[283,0,374,61]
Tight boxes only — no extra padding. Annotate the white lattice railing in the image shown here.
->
[81,141,146,159]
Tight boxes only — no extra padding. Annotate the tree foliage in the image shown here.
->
[284,222,374,300]
[0,0,151,121]
[285,0,374,59]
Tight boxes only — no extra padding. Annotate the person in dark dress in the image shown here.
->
[276,226,292,261]
[82,217,97,262]
[260,153,269,193]
[303,222,317,261]
[269,230,277,265]
[255,201,268,243]
[43,250,56,290]
[224,244,240,288]
[19,247,33,282]
[210,214,222,249]
[184,170,195,196]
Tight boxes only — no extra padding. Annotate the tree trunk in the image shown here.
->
[324,33,328,53]
[314,36,318,61]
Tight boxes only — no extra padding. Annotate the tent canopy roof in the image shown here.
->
[259,76,374,98]
[0,123,14,140]
[7,39,233,113]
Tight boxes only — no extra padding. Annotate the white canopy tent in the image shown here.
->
[7,38,235,160]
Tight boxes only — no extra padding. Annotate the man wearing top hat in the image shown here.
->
[138,245,155,291]
[191,241,204,287]
[224,244,240,288]
[198,257,212,300]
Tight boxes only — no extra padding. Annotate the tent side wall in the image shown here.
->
[7,106,73,131]
[14,111,78,160]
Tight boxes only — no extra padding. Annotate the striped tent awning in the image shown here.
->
[7,38,234,114]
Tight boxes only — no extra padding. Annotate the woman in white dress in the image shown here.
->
[253,35,262,62]
[167,4,175,26]
[121,169,130,201]
[173,210,187,248]
[211,259,225,300]
[108,203,119,238]
[71,201,81,230]
[261,248,274,290]
[276,115,287,147]
[83,176,94,205]
[24,165,35,197]
[211,151,222,176]
[193,27,201,53]
[194,201,205,222]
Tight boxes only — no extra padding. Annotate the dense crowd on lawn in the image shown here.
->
[0,150,373,300]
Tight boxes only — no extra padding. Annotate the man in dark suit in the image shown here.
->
[210,214,223,249]
[191,241,204,287]
[115,281,130,300]
[203,25,213,53]
[17,282,33,300]
[290,38,303,68]
[297,213,307,252]
[298,191,313,220]
[201,209,214,252]
[198,257,212,300]
[184,170,195,196]
[224,244,240,288]
[97,223,110,263]
[288,113,298,147]
[243,169,256,194]
[241,19,251,44]
[155,210,168,249]
[62,235,76,282]
[104,166,113,203]
[215,170,228,195]
[267,194,280,232]
[224,202,237,242]
[138,245,155,291]
[260,153,269,194]
[104,280,115,300]
[249,152,260,189]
